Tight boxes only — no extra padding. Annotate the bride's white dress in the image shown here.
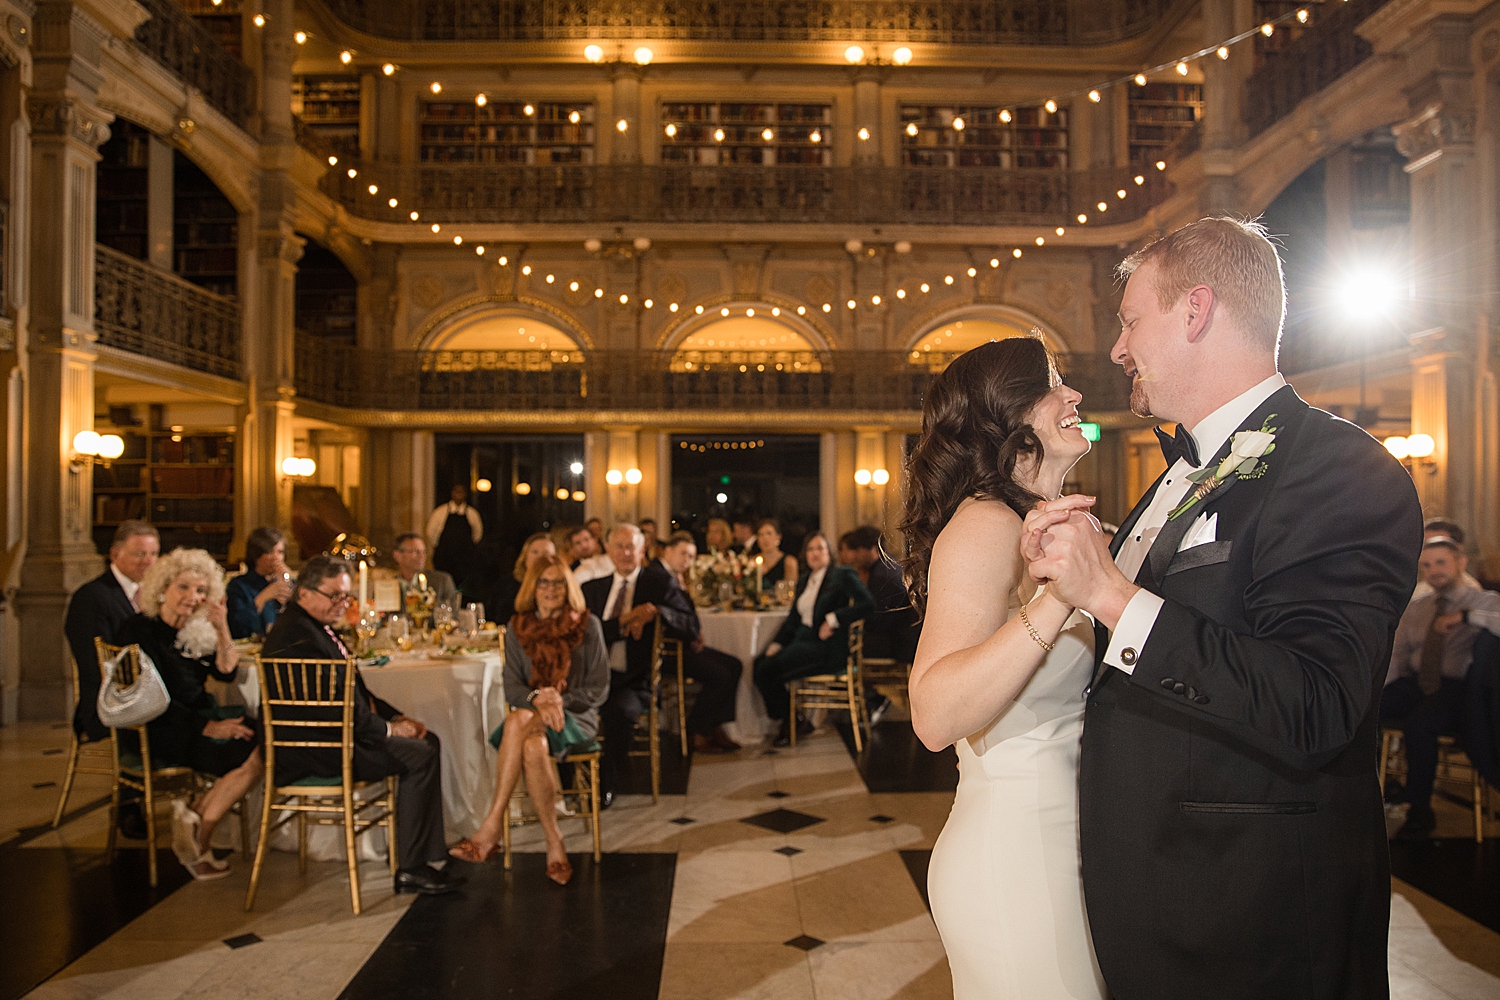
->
[927,593,1106,999]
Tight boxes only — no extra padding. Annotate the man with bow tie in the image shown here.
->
[1024,218,1422,1000]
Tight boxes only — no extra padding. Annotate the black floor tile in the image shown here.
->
[340,853,676,1000]
[0,842,189,1000]
[766,790,789,799]
[1390,839,1500,934]
[740,808,825,834]
[836,720,958,793]
[899,849,932,913]
[783,934,824,951]
[223,932,262,949]
[774,846,803,857]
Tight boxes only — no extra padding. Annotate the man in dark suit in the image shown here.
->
[754,532,876,746]
[839,526,918,725]
[63,520,159,835]
[655,531,744,753]
[261,554,463,896]
[580,523,663,803]
[1025,217,1422,999]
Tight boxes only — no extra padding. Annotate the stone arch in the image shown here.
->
[414,296,594,353]
[901,303,1070,358]
[655,297,836,353]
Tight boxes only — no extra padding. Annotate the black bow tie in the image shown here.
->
[1156,423,1201,468]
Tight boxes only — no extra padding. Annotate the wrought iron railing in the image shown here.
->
[294,336,1132,413]
[320,163,1169,226]
[314,0,1182,44]
[134,0,256,129]
[95,245,243,380]
[1244,0,1392,138]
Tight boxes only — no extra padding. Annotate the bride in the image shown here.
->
[904,337,1106,999]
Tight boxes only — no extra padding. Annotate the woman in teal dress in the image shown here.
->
[449,554,607,885]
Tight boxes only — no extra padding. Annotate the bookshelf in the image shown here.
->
[659,103,833,165]
[178,0,242,60]
[295,239,358,345]
[91,423,237,564]
[419,101,595,164]
[174,151,238,298]
[899,105,1069,169]
[292,76,362,157]
[1127,83,1202,169]
[96,120,151,261]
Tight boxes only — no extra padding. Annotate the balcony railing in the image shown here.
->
[321,164,1169,227]
[95,245,243,380]
[294,336,1132,414]
[134,0,256,129]
[315,0,1182,45]
[1244,0,1391,138]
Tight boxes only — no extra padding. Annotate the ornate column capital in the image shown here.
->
[25,94,109,148]
[1394,103,1475,171]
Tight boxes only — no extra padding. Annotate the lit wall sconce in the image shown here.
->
[606,469,624,486]
[475,478,493,492]
[1384,434,1436,471]
[281,456,317,478]
[71,430,125,471]
[515,482,532,496]
[854,467,890,488]
[624,467,643,485]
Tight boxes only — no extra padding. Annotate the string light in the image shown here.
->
[339,49,353,64]
[1088,90,1101,103]
[1262,22,1274,36]
[1012,248,1023,258]
[1134,73,1147,86]
[524,104,535,116]
[252,13,265,26]
[453,235,462,245]
[999,109,1012,123]
[569,111,581,124]
[294,31,307,43]
[665,124,678,138]
[327,155,338,166]
[1044,99,1058,114]
[410,210,420,221]
[952,116,965,131]
[892,46,913,65]
[1176,61,1188,75]
[858,127,870,140]
[905,123,918,136]
[382,63,396,76]
[966,267,977,277]
[476,93,488,106]
[844,45,864,64]
[430,82,442,94]
[634,46,653,65]
[990,258,1000,267]
[1217,46,1230,60]
[584,44,604,63]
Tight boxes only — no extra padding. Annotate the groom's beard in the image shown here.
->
[1129,375,1154,419]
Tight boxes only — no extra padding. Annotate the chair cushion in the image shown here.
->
[289,775,344,786]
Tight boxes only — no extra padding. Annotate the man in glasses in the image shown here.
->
[261,554,463,896]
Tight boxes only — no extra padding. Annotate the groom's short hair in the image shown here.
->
[1117,216,1286,352]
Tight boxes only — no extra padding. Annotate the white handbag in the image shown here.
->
[96,645,170,729]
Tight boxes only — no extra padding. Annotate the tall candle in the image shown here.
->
[417,572,426,592]
[358,560,369,609]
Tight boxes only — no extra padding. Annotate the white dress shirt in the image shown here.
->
[603,566,641,672]
[111,564,142,612]
[1104,373,1287,674]
[424,502,483,547]
[572,553,616,585]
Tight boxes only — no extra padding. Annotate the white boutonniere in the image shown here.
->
[1167,416,1280,521]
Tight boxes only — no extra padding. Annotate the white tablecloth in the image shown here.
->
[698,608,788,744]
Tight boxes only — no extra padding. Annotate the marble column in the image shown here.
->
[14,1,114,718]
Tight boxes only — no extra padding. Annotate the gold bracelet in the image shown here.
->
[1018,603,1055,652]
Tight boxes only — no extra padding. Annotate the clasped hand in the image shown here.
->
[622,602,658,640]
[389,714,428,739]
[531,686,566,732]
[1022,495,1137,628]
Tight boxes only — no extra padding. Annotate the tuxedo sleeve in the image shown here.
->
[1125,423,1422,771]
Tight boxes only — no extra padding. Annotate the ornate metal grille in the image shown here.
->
[95,244,243,380]
[134,0,257,129]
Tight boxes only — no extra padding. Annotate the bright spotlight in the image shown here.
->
[1332,264,1402,323]
[569,461,584,475]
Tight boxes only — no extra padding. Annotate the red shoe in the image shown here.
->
[448,838,499,863]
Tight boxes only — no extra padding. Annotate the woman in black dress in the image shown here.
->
[755,518,799,588]
[115,547,263,880]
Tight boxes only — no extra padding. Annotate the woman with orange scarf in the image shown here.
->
[449,554,608,884]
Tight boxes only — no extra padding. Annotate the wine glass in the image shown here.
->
[354,609,380,654]
[434,603,454,635]
[387,615,410,651]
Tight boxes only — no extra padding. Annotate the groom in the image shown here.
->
[1026,218,1422,999]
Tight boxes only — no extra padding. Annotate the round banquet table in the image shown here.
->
[697,607,789,745]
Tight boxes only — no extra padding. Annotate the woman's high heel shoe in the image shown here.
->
[546,858,573,886]
[448,838,500,863]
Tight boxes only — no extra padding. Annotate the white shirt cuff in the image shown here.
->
[824,612,840,629]
[1104,590,1166,675]
[384,719,392,737]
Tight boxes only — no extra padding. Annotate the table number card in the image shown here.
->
[373,579,402,613]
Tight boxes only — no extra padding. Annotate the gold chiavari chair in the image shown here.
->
[498,700,603,870]
[1380,727,1493,843]
[247,656,398,916]
[788,620,871,752]
[53,650,118,828]
[660,636,689,757]
[96,640,203,887]
[627,618,667,802]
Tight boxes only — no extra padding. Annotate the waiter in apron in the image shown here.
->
[425,483,483,591]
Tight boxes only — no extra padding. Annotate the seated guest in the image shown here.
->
[656,532,744,753]
[640,518,661,558]
[448,556,608,885]
[580,523,659,804]
[226,526,291,640]
[754,533,876,746]
[1383,535,1500,839]
[1411,519,1482,602]
[114,548,263,881]
[488,532,557,625]
[754,519,798,588]
[392,532,458,608]
[569,524,615,584]
[732,519,757,555]
[704,517,734,554]
[65,520,158,742]
[586,517,605,546]
[261,555,464,896]
[838,525,916,725]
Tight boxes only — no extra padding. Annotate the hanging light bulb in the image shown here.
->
[382,63,396,76]
[1035,236,1045,246]
[294,31,307,44]
[1217,46,1230,60]
[1088,90,1101,103]
[476,93,488,106]
[616,118,628,132]
[430,82,442,94]
[999,109,1013,123]
[857,127,870,140]
[569,110,581,124]
[410,210,420,221]
[905,122,919,136]
[1012,248,1023,258]
[1261,22,1274,36]
[844,45,864,64]
[1176,61,1189,76]
[665,123,677,138]
[1077,213,1088,223]
[1044,99,1058,114]
[1297,8,1309,22]
[634,46,654,65]
[1134,73,1147,86]
[339,49,353,64]
[892,46,913,65]
[952,116,965,131]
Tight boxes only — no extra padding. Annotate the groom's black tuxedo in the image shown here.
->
[1081,384,1421,1000]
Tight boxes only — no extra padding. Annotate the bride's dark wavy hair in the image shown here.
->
[901,337,1058,619]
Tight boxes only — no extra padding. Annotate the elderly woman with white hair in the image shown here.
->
[114,547,263,880]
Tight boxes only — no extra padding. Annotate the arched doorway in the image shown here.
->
[904,309,1064,370]
[667,308,827,371]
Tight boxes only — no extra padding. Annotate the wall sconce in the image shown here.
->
[71,430,124,472]
[474,478,493,492]
[605,469,623,486]
[607,468,643,487]
[854,467,890,488]
[625,467,643,485]
[515,482,532,496]
[1384,434,1436,470]
[281,456,317,478]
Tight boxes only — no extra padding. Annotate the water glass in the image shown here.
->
[456,608,477,637]
[775,580,795,606]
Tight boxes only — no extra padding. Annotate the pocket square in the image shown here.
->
[1177,512,1218,553]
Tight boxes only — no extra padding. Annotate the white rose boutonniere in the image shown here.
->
[1168,415,1280,521]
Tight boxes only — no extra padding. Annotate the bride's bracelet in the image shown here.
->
[1018,603,1055,652]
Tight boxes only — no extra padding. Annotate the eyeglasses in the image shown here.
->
[535,579,567,590]
[316,588,353,605]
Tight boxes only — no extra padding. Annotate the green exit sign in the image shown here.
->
[1079,422,1101,442]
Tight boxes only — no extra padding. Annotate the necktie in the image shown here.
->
[607,579,629,620]
[128,588,140,613]
[324,625,351,659]
[1156,423,1201,468]
[1418,596,1449,696]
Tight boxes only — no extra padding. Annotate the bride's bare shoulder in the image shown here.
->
[937,497,1023,542]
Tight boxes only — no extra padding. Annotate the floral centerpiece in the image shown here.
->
[404,573,436,630]
[690,550,769,609]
